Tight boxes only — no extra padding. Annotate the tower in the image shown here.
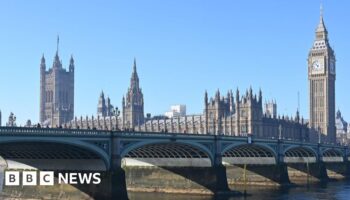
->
[122,58,144,129]
[97,91,114,117]
[203,89,234,134]
[236,88,263,135]
[308,6,336,143]
[97,91,107,116]
[265,100,277,118]
[39,36,75,127]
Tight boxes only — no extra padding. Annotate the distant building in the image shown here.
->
[65,63,309,141]
[6,112,16,127]
[25,120,32,127]
[165,105,186,118]
[97,91,114,117]
[336,110,348,134]
[122,59,145,129]
[336,110,348,145]
[40,37,74,127]
[64,8,345,144]
[264,100,277,118]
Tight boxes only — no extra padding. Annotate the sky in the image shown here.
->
[0,0,349,125]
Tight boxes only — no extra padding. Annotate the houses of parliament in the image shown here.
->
[38,9,338,143]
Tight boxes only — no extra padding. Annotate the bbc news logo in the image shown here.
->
[5,171,101,186]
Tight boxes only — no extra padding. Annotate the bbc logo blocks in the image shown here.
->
[5,171,54,186]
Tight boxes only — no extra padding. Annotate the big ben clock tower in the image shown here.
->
[308,7,336,143]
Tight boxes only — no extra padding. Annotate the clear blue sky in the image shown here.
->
[0,0,349,125]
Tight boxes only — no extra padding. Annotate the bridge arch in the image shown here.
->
[120,140,214,166]
[0,138,110,170]
[221,143,277,165]
[283,146,317,163]
[322,148,343,157]
[322,148,344,162]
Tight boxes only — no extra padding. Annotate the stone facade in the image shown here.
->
[308,9,336,143]
[134,89,309,141]
[40,37,74,127]
[65,86,309,141]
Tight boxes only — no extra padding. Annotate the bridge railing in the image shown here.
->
[0,126,111,136]
[0,127,346,149]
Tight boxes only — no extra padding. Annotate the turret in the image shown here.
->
[235,88,239,103]
[215,89,220,101]
[69,55,75,72]
[229,90,234,113]
[249,86,253,99]
[204,90,208,106]
[53,35,61,69]
[130,58,139,90]
[39,54,47,123]
[41,54,46,71]
[295,109,300,122]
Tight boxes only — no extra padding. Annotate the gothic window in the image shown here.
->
[241,125,247,133]
[241,110,246,118]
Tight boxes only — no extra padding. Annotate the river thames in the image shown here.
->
[129,181,350,200]
[0,180,349,199]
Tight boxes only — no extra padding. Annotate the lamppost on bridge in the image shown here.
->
[318,127,321,144]
[278,124,282,140]
[113,107,120,131]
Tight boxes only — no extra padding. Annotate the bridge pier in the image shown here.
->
[274,163,290,184]
[213,164,230,193]
[325,162,350,179]
[76,168,128,200]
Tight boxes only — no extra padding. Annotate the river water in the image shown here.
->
[0,181,349,199]
[129,181,350,200]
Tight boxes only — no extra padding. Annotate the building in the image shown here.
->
[64,74,308,140]
[336,110,348,145]
[65,8,347,144]
[165,105,186,118]
[6,112,16,127]
[122,59,145,129]
[308,7,336,143]
[264,100,277,118]
[40,37,74,127]
[97,91,114,117]
[336,110,348,134]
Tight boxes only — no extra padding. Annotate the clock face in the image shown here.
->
[312,60,320,70]
[310,59,324,74]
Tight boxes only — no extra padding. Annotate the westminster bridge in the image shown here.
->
[0,127,349,199]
